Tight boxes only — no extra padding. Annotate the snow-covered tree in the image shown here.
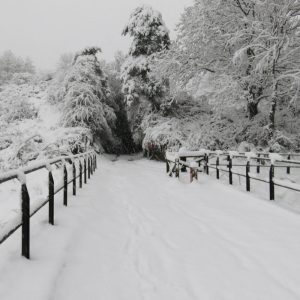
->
[121,6,170,147]
[0,50,35,84]
[232,0,300,131]
[57,52,74,73]
[158,0,300,130]
[121,5,170,109]
[100,52,136,153]
[61,47,119,150]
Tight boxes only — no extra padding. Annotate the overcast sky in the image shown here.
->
[0,0,193,70]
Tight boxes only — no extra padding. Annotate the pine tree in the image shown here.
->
[121,5,170,109]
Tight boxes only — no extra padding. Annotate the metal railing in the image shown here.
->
[0,150,97,259]
[166,151,300,201]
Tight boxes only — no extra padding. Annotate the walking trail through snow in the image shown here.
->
[0,155,300,300]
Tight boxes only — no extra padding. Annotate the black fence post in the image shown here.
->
[166,160,170,173]
[175,159,179,178]
[246,161,250,192]
[206,154,209,175]
[180,157,187,172]
[91,156,94,175]
[269,164,275,200]
[95,154,97,169]
[79,160,83,188]
[84,158,87,184]
[257,154,260,174]
[228,156,233,185]
[216,156,220,179]
[63,164,68,206]
[287,154,291,174]
[72,162,76,196]
[88,157,91,179]
[48,171,54,225]
[21,183,30,259]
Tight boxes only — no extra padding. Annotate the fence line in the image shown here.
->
[165,151,300,202]
[0,150,97,259]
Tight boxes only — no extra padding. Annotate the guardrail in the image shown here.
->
[0,150,97,259]
[165,151,300,201]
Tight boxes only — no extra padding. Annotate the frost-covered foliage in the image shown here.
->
[0,81,94,171]
[121,5,170,108]
[143,107,300,157]
[0,125,92,172]
[156,0,300,129]
[49,47,129,153]
[123,5,170,57]
[138,0,300,157]
[0,50,35,85]
[121,6,171,147]
[59,48,121,151]
[46,53,75,105]
[0,84,38,124]
[101,54,136,153]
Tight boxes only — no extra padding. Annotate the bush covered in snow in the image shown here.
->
[0,84,38,124]
[47,47,123,153]
[0,79,95,172]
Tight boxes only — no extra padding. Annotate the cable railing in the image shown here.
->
[165,150,300,201]
[0,150,97,259]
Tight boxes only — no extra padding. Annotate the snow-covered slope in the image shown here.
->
[0,156,300,299]
[0,83,90,171]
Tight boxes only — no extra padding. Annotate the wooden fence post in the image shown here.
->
[228,156,233,185]
[21,183,30,259]
[72,162,76,196]
[246,161,250,192]
[48,170,54,225]
[287,154,291,174]
[63,163,68,206]
[216,156,220,179]
[206,154,209,175]
[269,164,275,200]
[95,154,97,169]
[79,160,83,188]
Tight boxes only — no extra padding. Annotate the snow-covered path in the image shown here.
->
[1,156,300,300]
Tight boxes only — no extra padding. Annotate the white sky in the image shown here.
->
[0,0,192,71]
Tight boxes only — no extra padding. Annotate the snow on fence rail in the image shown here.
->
[165,150,300,201]
[0,150,97,259]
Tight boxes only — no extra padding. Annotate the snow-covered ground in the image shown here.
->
[1,155,300,300]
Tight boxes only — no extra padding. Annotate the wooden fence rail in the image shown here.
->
[0,150,97,259]
[166,151,300,202]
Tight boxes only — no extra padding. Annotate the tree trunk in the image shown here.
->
[269,91,277,133]
[247,101,258,119]
[247,84,263,119]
